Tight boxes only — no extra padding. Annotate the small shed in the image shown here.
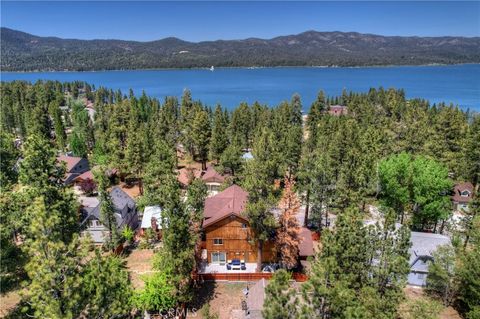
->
[141,206,162,229]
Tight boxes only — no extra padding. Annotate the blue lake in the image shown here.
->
[1,64,479,111]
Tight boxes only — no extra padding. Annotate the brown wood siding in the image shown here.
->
[204,215,275,263]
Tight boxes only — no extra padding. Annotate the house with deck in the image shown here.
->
[57,155,90,185]
[200,185,314,273]
[80,186,138,243]
[202,185,275,265]
[407,231,450,286]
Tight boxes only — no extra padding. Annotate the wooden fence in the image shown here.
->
[196,272,308,282]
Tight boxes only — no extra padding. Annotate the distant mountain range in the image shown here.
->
[1,27,480,71]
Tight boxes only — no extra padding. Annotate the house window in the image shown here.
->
[461,191,470,197]
[88,220,100,227]
[213,238,223,245]
[211,252,226,264]
[417,273,425,280]
[241,223,247,229]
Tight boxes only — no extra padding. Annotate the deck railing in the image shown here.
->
[196,272,308,282]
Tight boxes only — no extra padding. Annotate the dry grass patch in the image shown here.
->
[399,286,461,319]
[125,248,155,289]
[192,282,248,319]
[0,290,21,318]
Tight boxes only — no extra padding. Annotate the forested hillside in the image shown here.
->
[2,27,480,71]
[1,81,479,318]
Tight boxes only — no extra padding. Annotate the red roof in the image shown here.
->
[328,105,347,116]
[57,155,83,172]
[177,167,201,186]
[452,182,474,203]
[299,227,314,257]
[74,170,94,182]
[201,166,226,184]
[203,184,248,227]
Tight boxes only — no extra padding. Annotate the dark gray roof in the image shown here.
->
[110,186,135,211]
[81,187,135,228]
[409,232,450,267]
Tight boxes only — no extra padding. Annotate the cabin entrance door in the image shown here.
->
[211,252,226,265]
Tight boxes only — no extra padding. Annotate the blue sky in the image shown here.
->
[1,1,479,41]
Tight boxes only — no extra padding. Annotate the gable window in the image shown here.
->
[461,190,470,197]
[88,219,100,227]
[241,223,247,229]
[213,238,223,245]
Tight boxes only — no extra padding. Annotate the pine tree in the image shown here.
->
[306,90,326,150]
[229,102,252,149]
[154,178,197,306]
[464,115,480,188]
[19,135,78,242]
[426,245,458,306]
[51,103,67,150]
[22,197,87,319]
[219,142,243,176]
[95,168,121,251]
[142,141,177,207]
[186,178,208,226]
[125,124,148,194]
[303,207,410,318]
[457,223,480,318]
[180,89,196,157]
[245,198,277,272]
[276,176,301,269]
[242,127,277,200]
[209,104,229,163]
[82,250,133,318]
[0,132,19,189]
[262,269,299,319]
[191,108,211,170]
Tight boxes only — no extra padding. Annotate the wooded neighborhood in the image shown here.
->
[0,80,479,319]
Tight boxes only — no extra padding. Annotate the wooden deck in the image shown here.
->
[196,272,308,282]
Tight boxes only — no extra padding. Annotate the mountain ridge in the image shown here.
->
[2,27,479,71]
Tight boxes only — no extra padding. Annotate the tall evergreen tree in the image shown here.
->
[245,198,277,272]
[276,176,301,269]
[191,108,211,170]
[125,124,148,194]
[82,250,133,318]
[464,115,480,188]
[306,90,326,150]
[219,142,243,176]
[142,141,177,207]
[303,207,410,318]
[154,177,197,307]
[22,197,87,319]
[0,132,19,189]
[262,269,299,319]
[209,104,229,163]
[95,168,121,251]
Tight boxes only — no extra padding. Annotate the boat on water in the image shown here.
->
[210,66,214,71]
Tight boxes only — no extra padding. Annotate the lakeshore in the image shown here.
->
[2,64,479,111]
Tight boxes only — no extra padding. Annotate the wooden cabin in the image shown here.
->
[202,185,275,264]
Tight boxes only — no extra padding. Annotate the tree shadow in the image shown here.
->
[189,281,218,312]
